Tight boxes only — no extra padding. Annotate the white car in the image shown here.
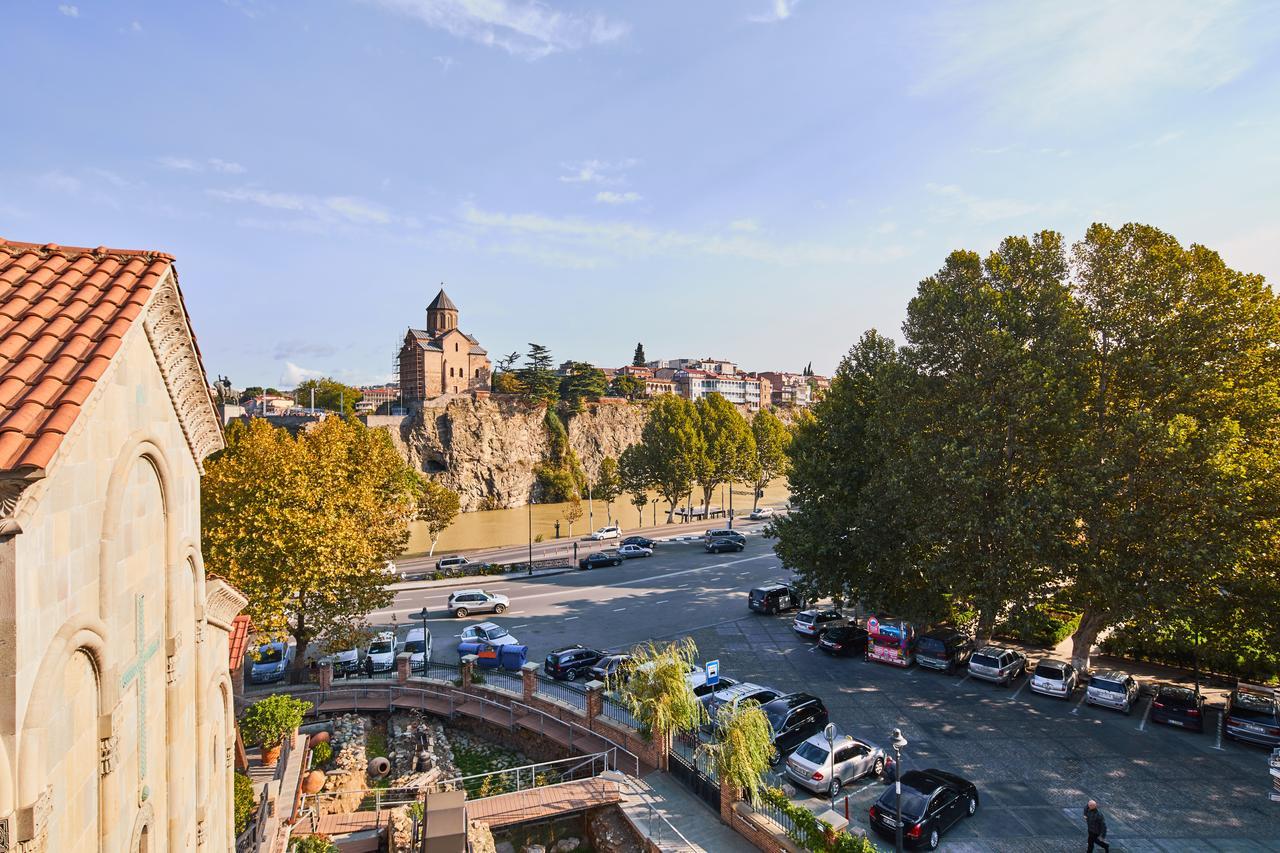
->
[590,525,621,541]
[459,622,520,647]
[365,631,397,672]
[618,543,653,559]
[1029,659,1078,699]
[447,589,510,618]
[1086,670,1140,714]
[325,645,360,675]
[748,507,774,520]
[403,627,432,671]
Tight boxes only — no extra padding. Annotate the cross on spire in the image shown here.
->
[120,594,161,794]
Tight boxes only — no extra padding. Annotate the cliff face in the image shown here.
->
[379,397,646,512]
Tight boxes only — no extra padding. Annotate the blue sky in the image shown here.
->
[3,1,1280,387]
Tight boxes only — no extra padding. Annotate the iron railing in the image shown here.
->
[421,659,461,683]
[535,677,588,710]
[747,796,799,838]
[601,695,640,730]
[477,668,523,695]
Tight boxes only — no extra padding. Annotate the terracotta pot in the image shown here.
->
[261,744,282,768]
[308,731,331,748]
[301,769,326,794]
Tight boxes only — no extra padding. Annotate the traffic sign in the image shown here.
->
[705,659,720,686]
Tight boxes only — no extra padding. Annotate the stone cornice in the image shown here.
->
[142,271,225,471]
[204,577,248,630]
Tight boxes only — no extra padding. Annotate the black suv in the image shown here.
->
[915,628,974,674]
[543,645,604,681]
[761,693,829,764]
[579,550,623,570]
[870,769,979,850]
[748,582,803,614]
[1150,684,1205,733]
[818,624,869,657]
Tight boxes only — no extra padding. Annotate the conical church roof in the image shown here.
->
[427,287,457,312]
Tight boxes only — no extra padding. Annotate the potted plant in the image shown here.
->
[239,694,312,767]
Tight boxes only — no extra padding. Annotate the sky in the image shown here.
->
[3,0,1280,388]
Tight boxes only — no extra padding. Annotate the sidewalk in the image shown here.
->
[609,770,754,852]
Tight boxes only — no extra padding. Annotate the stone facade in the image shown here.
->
[0,270,241,851]
[398,288,492,402]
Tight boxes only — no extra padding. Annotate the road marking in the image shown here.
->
[564,616,579,621]
[613,607,627,612]
[954,674,971,688]
[1214,709,1226,750]
[655,600,669,604]
[1072,690,1089,716]
[510,624,529,629]
[1137,697,1154,732]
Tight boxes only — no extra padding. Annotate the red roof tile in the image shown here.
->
[0,239,176,474]
[227,614,253,673]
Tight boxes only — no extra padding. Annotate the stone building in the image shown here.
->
[0,240,245,851]
[397,288,491,404]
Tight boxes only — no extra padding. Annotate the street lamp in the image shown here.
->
[823,722,837,796]
[409,607,430,674]
[890,728,908,853]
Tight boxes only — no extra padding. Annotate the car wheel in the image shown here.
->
[968,796,977,816]
[872,756,885,777]
[494,603,506,614]
[828,778,842,798]
[566,670,578,682]
[454,607,468,618]
[927,828,939,850]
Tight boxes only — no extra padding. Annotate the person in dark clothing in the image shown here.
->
[363,654,375,678]
[1084,800,1110,851]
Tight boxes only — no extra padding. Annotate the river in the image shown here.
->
[405,479,792,555]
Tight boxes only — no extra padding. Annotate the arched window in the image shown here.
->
[455,342,459,352]
[449,367,454,377]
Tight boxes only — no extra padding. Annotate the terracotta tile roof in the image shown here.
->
[0,239,175,475]
[227,614,252,672]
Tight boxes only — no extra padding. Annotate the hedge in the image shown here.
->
[759,787,878,853]
[995,605,1080,648]
[1101,624,1280,684]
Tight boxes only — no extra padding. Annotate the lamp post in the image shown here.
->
[410,607,430,673]
[823,722,837,797]
[891,727,908,853]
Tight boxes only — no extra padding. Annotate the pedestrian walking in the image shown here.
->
[1084,800,1110,852]
[363,654,374,679]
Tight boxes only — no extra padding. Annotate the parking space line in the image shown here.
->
[655,599,669,604]
[1214,709,1226,750]
[1009,678,1029,701]
[1072,690,1089,715]
[1137,697,1154,731]
[954,674,971,688]
[511,624,529,630]
[613,607,627,612]
[564,616,579,621]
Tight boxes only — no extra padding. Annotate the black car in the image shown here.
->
[579,550,623,570]
[870,769,979,850]
[818,625,869,657]
[915,628,974,674]
[1224,685,1280,747]
[1150,684,1205,732]
[543,645,605,681]
[706,538,745,554]
[588,653,633,684]
[622,535,656,548]
[761,693,829,764]
[748,582,803,614]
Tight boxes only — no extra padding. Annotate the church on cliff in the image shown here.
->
[397,287,492,404]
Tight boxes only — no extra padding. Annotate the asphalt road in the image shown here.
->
[365,535,1280,851]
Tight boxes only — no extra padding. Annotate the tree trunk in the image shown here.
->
[1070,608,1110,673]
[974,608,997,647]
[752,481,762,511]
[428,534,439,557]
[701,485,714,520]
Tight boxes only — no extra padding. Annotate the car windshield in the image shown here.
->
[258,648,283,663]
[794,741,829,764]
[1091,678,1124,692]
[878,789,928,821]
[1231,693,1278,722]
[486,628,509,640]
[971,653,1000,668]
[795,613,815,624]
[1158,687,1195,705]
[918,637,946,655]
[765,707,788,732]
[403,640,426,654]
[1035,664,1065,680]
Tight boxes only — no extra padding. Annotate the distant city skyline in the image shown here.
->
[3,1,1279,387]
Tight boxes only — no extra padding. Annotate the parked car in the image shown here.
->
[748,507,774,520]
[1151,684,1206,732]
[589,653,633,684]
[1029,659,1078,699]
[787,731,886,797]
[436,555,471,571]
[458,622,520,647]
[249,642,295,684]
[543,645,605,681]
[326,644,360,676]
[748,581,804,614]
[618,543,653,559]
[402,627,432,672]
[447,589,509,618]
[701,683,783,729]
[365,631,397,672]
[915,628,974,674]
[691,674,736,698]
[590,525,621,541]
[704,528,746,545]
[1224,685,1280,747]
[706,538,745,554]
[967,646,1027,686]
[818,625,869,657]
[579,550,623,570]
[761,693,829,764]
[869,769,980,850]
[1085,669,1140,714]
[622,535,655,548]
[793,609,848,639]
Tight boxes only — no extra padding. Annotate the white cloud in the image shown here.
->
[209,158,247,174]
[57,5,79,17]
[558,158,636,185]
[435,55,455,72]
[130,20,142,32]
[160,156,247,174]
[729,219,759,232]
[158,156,200,171]
[1153,130,1185,146]
[37,171,82,194]
[208,186,400,230]
[913,1,1275,123]
[208,187,307,211]
[324,196,392,224]
[748,0,799,24]
[595,191,641,205]
[361,0,628,60]
[281,362,324,387]
[924,183,1041,223]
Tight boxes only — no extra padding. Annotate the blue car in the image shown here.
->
[249,642,295,684]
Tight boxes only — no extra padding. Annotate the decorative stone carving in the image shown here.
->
[142,274,225,470]
[15,787,50,852]
[98,708,119,775]
[0,476,40,537]
[0,813,11,853]
[166,633,182,684]
[204,578,248,631]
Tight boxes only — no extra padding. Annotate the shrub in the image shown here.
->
[239,693,312,748]
[759,787,877,852]
[995,605,1080,648]
[290,836,338,853]
[310,740,333,768]
[234,771,256,835]
[1101,623,1280,684]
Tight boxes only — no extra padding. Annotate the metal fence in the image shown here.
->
[601,695,640,731]
[334,666,397,682]
[477,668,523,695]
[421,659,461,683]
[534,676,588,711]
[748,796,799,838]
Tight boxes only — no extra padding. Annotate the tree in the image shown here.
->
[632,343,647,367]
[289,837,338,853]
[240,385,264,402]
[637,395,703,522]
[564,492,584,538]
[203,417,417,676]
[701,701,774,805]
[558,361,607,414]
[750,409,791,510]
[518,343,559,404]
[595,456,623,524]
[608,374,645,400]
[413,476,461,557]
[239,693,313,749]
[492,351,525,394]
[618,639,706,760]
[293,377,364,417]
[234,772,256,835]
[693,393,755,518]
[619,444,652,526]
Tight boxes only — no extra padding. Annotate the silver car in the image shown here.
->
[1029,659,1078,699]
[786,731,886,797]
[967,646,1027,686]
[1086,670,1139,714]
[792,609,848,638]
[701,682,782,730]
[447,588,509,617]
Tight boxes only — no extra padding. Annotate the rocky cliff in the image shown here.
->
[375,396,646,512]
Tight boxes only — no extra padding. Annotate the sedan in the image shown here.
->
[617,543,653,559]
[590,525,621,541]
[1029,659,1078,699]
[705,538,744,554]
[818,625,869,657]
[1151,684,1205,732]
[588,653,633,684]
[579,550,623,570]
[869,769,979,850]
[786,731,886,797]
[622,535,656,548]
[458,622,520,647]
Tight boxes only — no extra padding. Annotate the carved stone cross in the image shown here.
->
[120,594,160,795]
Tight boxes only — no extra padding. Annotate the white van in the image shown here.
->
[403,627,432,672]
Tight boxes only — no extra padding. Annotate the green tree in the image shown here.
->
[750,408,791,510]
[638,395,703,522]
[240,385,264,402]
[234,771,256,835]
[294,377,363,417]
[239,693,313,748]
[492,351,525,394]
[619,639,705,755]
[701,701,774,805]
[518,343,559,404]
[203,417,417,675]
[413,476,461,556]
[693,393,755,518]
[595,456,623,524]
[608,374,645,400]
[558,361,607,414]
[632,342,647,367]
[289,836,338,853]
[619,444,652,526]
[565,492,584,538]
